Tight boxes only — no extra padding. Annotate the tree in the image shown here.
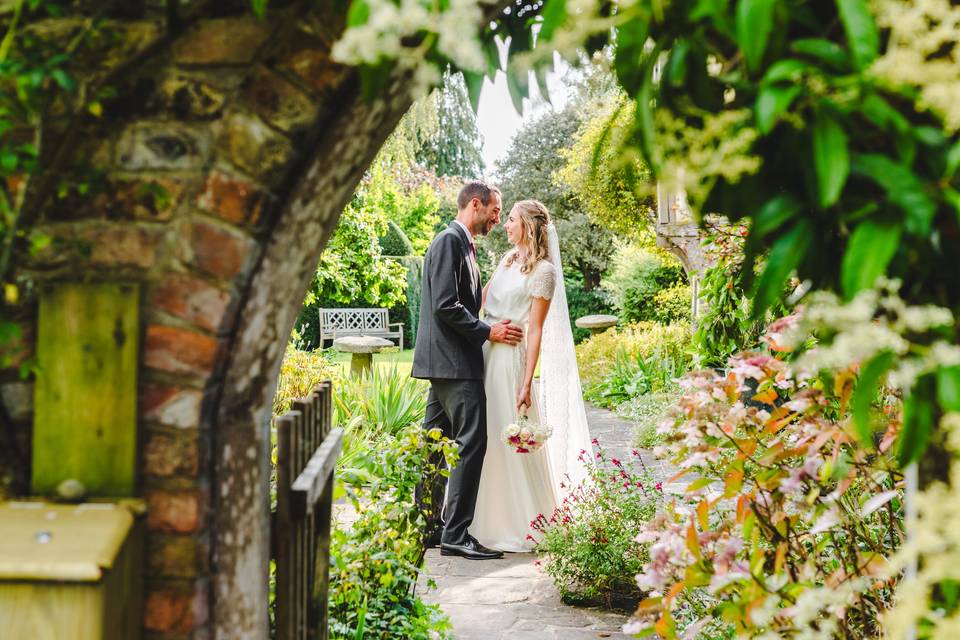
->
[416,69,486,178]
[494,104,615,290]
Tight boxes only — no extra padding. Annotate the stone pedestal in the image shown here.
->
[333,336,394,376]
[575,314,619,336]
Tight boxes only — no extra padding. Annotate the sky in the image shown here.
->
[476,55,571,177]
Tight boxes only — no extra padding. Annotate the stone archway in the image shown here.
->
[1,5,417,638]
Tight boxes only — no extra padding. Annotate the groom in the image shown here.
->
[412,180,523,560]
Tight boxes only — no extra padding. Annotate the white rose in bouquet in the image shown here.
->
[506,423,521,437]
[519,427,532,441]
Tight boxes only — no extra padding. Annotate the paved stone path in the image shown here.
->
[419,403,664,640]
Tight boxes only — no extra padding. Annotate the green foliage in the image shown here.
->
[651,282,691,324]
[330,427,456,639]
[379,220,414,256]
[492,94,617,290]
[557,95,655,238]
[617,391,681,449]
[584,347,687,409]
[565,275,614,343]
[533,443,663,608]
[602,244,685,324]
[389,255,422,348]
[415,69,485,178]
[575,321,693,396]
[332,366,429,472]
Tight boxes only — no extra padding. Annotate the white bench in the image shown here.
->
[318,308,404,351]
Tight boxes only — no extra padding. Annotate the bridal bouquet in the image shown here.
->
[502,417,552,453]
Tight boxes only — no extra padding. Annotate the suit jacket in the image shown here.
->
[412,222,491,380]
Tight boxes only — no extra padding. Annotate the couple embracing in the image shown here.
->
[412,180,593,560]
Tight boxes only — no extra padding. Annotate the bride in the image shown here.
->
[471,200,594,552]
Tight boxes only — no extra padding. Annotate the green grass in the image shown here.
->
[329,348,415,377]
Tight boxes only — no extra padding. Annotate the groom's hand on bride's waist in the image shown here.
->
[488,319,523,345]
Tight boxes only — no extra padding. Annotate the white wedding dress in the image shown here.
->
[471,226,594,552]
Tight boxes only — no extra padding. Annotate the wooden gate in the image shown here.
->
[273,382,343,640]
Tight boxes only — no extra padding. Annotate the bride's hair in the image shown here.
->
[507,199,551,274]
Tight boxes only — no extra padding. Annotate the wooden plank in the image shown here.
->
[290,429,344,518]
[32,283,140,497]
[274,414,295,640]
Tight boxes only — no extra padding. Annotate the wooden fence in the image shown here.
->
[273,382,344,640]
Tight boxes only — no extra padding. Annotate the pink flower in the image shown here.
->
[655,482,663,492]
[612,458,622,467]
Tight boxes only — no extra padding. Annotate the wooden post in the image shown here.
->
[32,283,140,497]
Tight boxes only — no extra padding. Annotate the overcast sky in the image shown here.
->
[476,54,571,178]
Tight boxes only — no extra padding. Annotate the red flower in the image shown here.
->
[612,458,622,467]
[591,438,599,446]
[655,482,663,492]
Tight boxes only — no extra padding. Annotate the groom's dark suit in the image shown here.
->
[412,221,491,545]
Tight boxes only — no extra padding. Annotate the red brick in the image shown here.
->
[196,170,268,226]
[239,66,318,133]
[87,226,158,268]
[146,489,202,534]
[143,589,194,632]
[145,325,218,377]
[146,535,208,578]
[143,430,200,478]
[151,273,231,333]
[187,220,254,280]
[142,384,204,428]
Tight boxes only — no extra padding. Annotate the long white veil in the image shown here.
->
[539,223,593,495]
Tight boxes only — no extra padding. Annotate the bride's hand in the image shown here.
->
[517,384,532,414]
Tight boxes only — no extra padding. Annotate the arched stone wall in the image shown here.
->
[0,4,414,638]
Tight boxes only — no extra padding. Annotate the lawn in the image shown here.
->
[329,348,415,377]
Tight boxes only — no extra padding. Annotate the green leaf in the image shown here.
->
[462,70,484,113]
[841,219,901,298]
[812,110,849,208]
[539,0,567,42]
[937,365,960,412]
[945,140,960,179]
[756,84,801,134]
[762,59,810,84]
[505,67,528,114]
[852,153,936,235]
[249,0,268,18]
[736,0,776,73]
[791,38,850,71]
[752,219,813,316]
[0,149,17,171]
[347,0,370,27]
[836,0,879,70]
[751,194,801,238]
[898,375,935,467]
[614,16,650,94]
[852,351,895,446]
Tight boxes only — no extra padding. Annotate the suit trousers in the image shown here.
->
[419,378,487,545]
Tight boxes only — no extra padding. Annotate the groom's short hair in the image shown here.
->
[457,180,501,210]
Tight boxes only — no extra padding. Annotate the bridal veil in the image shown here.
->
[539,224,593,495]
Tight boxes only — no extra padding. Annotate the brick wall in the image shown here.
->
[0,5,414,638]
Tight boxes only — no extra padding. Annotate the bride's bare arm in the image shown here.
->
[517,296,552,412]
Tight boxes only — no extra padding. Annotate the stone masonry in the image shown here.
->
[0,3,418,638]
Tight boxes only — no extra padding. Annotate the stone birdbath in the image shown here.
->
[333,336,395,376]
[575,314,619,336]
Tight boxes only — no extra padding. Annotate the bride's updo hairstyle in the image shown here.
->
[507,199,551,274]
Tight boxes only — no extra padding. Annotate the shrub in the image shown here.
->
[273,343,340,416]
[651,282,691,324]
[584,348,687,408]
[330,427,457,639]
[534,442,663,609]
[389,255,422,348]
[380,220,414,257]
[616,391,681,449]
[625,327,904,639]
[602,244,684,324]
[576,321,692,390]
[333,366,429,473]
[565,275,615,343]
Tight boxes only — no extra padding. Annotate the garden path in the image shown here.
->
[419,403,677,640]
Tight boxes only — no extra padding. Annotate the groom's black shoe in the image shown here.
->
[440,535,504,560]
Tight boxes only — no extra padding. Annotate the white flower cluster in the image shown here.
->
[332,0,486,95]
[872,0,960,133]
[883,414,960,638]
[787,280,958,391]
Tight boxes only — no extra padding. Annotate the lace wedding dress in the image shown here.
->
[472,225,594,552]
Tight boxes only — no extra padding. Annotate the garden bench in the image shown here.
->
[318,308,404,350]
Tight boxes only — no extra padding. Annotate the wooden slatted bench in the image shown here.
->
[318,308,403,350]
